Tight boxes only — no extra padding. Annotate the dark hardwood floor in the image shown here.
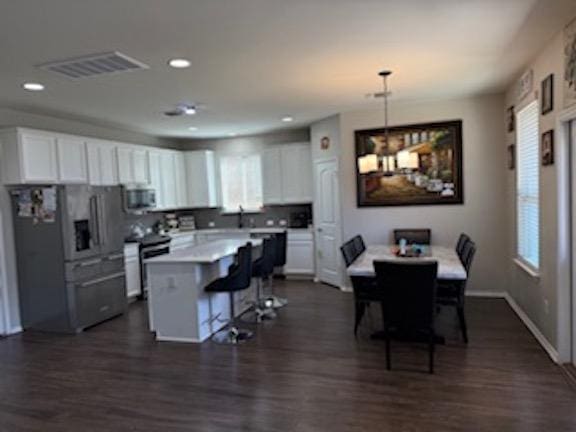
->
[0,280,575,432]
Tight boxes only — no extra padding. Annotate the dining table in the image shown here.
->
[346,244,468,344]
[346,244,467,280]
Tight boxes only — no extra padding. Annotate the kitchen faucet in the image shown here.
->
[238,205,244,228]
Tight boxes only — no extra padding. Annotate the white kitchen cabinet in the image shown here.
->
[259,143,312,205]
[0,129,59,184]
[133,148,150,184]
[124,243,141,298]
[148,151,164,208]
[117,145,150,185]
[160,151,177,209]
[281,144,312,203]
[285,230,315,275]
[185,150,218,208]
[56,135,88,184]
[174,152,188,208]
[262,147,283,205]
[86,140,118,186]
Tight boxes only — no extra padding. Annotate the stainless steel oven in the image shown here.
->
[123,185,157,213]
[138,235,171,298]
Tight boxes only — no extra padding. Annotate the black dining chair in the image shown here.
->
[437,240,477,343]
[393,228,431,245]
[341,237,378,336]
[373,260,438,374]
[205,243,254,344]
[455,233,471,258]
[269,231,288,308]
[352,235,366,255]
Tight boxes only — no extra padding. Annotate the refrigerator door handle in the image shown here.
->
[89,195,100,246]
[97,194,107,247]
[79,272,125,288]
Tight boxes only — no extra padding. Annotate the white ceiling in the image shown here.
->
[0,0,575,139]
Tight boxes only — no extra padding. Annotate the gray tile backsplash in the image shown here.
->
[124,204,312,237]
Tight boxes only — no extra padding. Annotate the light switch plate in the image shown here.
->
[266,219,274,226]
[208,221,215,227]
[279,219,287,226]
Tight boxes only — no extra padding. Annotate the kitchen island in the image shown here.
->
[146,238,261,343]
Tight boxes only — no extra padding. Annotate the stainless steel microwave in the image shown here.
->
[123,185,157,212]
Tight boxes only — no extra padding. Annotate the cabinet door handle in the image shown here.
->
[76,258,102,268]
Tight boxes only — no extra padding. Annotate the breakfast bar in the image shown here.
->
[146,239,261,343]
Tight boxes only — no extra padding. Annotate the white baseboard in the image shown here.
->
[504,292,559,364]
[6,325,22,336]
[466,290,506,298]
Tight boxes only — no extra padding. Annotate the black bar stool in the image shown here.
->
[205,243,254,344]
[243,236,277,322]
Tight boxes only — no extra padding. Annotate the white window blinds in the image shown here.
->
[516,101,540,270]
[219,154,263,212]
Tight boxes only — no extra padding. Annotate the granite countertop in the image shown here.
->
[347,245,467,280]
[145,238,263,264]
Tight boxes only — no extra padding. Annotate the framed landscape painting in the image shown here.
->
[355,120,463,207]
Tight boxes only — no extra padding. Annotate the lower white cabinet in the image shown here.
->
[124,244,141,298]
[285,230,315,275]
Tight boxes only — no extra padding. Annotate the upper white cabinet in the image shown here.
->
[160,151,177,209]
[117,146,150,185]
[262,147,283,205]
[87,140,118,186]
[261,143,312,205]
[56,135,88,184]
[174,152,188,208]
[0,129,59,184]
[185,150,219,208]
[148,150,164,208]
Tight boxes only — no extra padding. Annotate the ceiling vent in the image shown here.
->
[37,51,149,79]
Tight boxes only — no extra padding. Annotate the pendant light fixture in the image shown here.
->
[379,70,395,176]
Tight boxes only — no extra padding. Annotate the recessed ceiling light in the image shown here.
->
[282,116,294,122]
[168,58,191,69]
[183,106,196,115]
[22,82,45,91]
[228,132,237,137]
[188,126,198,131]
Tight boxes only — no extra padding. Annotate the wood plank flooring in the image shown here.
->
[0,280,575,432]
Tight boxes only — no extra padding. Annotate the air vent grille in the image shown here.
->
[38,51,149,79]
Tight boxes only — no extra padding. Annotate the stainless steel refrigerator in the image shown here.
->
[11,185,127,333]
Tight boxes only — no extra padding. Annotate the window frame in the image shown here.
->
[218,153,263,214]
[515,99,540,276]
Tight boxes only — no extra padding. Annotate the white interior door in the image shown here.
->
[0,210,7,336]
[314,158,342,287]
[571,119,576,366]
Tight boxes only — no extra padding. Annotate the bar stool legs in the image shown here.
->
[266,275,288,309]
[212,292,254,344]
[241,277,276,323]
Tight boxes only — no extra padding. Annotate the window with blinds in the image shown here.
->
[516,100,540,270]
[219,154,263,212]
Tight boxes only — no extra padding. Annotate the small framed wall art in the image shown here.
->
[541,74,554,115]
[541,130,554,166]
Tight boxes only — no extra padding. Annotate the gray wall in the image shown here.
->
[337,94,508,295]
[504,29,565,348]
[178,128,310,153]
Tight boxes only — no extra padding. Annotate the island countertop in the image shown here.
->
[145,238,262,264]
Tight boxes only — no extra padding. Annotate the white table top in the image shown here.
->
[145,238,262,264]
[347,245,467,280]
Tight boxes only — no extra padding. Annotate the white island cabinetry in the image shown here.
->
[146,239,260,343]
[285,229,315,275]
